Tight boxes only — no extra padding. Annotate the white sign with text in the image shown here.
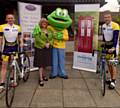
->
[18,2,41,33]
[73,51,97,72]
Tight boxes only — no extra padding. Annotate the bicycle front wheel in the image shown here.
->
[5,65,15,108]
[100,63,106,96]
[23,54,30,82]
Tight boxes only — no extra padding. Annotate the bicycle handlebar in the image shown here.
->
[92,49,107,57]
[92,48,119,65]
[92,47,109,57]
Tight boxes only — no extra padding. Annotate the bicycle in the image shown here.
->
[92,46,119,96]
[5,49,30,108]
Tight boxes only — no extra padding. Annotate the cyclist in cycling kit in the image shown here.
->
[0,14,23,91]
[102,11,119,89]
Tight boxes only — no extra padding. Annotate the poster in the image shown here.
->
[73,51,97,72]
[18,2,41,71]
[73,4,100,72]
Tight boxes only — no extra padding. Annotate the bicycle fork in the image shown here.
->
[11,60,17,86]
[100,60,106,79]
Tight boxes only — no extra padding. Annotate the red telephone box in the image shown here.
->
[78,16,94,53]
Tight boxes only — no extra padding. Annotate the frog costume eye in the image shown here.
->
[62,9,68,17]
[56,8,62,16]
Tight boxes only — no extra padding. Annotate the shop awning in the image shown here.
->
[8,0,106,6]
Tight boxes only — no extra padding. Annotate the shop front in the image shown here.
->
[0,0,106,71]
[0,0,106,38]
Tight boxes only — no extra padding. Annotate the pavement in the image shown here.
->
[0,55,120,108]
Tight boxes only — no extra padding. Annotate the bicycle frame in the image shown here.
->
[10,53,24,84]
[100,55,106,79]
[93,48,108,96]
[5,49,30,108]
[93,47,118,96]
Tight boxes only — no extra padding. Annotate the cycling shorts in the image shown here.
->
[2,44,18,62]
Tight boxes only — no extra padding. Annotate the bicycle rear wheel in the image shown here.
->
[5,65,15,108]
[100,63,106,96]
[22,54,30,82]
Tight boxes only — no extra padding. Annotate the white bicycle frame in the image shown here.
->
[11,53,24,84]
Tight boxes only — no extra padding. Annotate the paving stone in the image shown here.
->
[17,80,38,90]
[30,107,62,108]
[90,90,120,107]
[115,79,120,90]
[29,71,39,79]
[67,69,82,79]
[1,56,120,108]
[114,89,120,96]
[85,79,101,90]
[65,57,73,65]
[63,89,96,107]
[38,78,62,89]
[81,71,98,79]
[65,64,73,70]
[12,88,35,107]
[116,68,120,79]
[30,89,63,107]
[30,69,51,79]
[0,96,6,108]
[0,106,63,108]
[63,79,87,89]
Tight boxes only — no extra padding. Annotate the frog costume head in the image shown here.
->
[47,8,72,30]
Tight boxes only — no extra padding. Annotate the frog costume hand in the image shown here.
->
[47,8,72,40]
[54,31,63,40]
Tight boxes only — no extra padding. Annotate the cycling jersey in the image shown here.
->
[0,24,22,61]
[0,24,21,43]
[102,21,119,56]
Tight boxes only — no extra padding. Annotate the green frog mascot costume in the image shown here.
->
[48,8,72,79]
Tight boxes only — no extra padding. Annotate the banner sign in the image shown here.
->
[73,4,100,72]
[18,2,41,70]
[18,2,41,33]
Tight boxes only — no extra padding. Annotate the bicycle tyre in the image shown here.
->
[22,54,30,82]
[5,65,15,108]
[100,63,106,96]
